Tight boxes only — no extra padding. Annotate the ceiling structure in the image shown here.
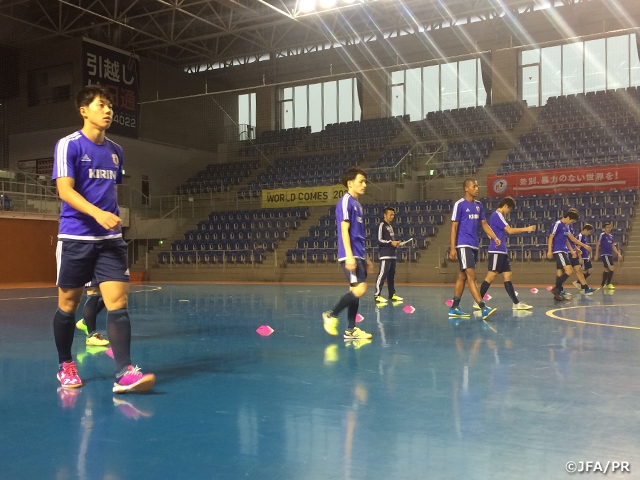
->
[0,0,599,71]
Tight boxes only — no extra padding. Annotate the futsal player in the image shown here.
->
[475,196,536,311]
[322,167,373,340]
[53,85,155,393]
[547,210,596,301]
[374,207,403,304]
[595,222,623,289]
[572,224,594,288]
[448,178,500,320]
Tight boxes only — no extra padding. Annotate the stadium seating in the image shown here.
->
[157,207,309,265]
[176,160,259,195]
[286,199,453,264]
[240,127,311,156]
[306,116,408,152]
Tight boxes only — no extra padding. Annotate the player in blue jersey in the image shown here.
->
[547,209,596,301]
[595,222,623,289]
[322,167,373,341]
[52,85,154,393]
[449,179,501,320]
[475,196,536,311]
[575,224,594,281]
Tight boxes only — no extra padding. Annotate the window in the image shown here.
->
[238,92,256,140]
[27,64,72,107]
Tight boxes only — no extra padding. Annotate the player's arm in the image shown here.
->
[56,177,121,231]
[480,219,500,246]
[594,239,600,261]
[613,243,623,260]
[504,225,536,235]
[341,220,356,272]
[547,233,554,259]
[566,239,577,257]
[449,221,459,260]
[568,233,592,252]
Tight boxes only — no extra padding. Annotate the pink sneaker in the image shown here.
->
[112,366,155,394]
[57,361,83,388]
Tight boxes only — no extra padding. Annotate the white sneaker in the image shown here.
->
[473,302,481,310]
[572,281,582,290]
[513,302,533,310]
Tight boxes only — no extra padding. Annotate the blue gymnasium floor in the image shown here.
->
[1,283,640,480]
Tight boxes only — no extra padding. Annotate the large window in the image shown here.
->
[280,78,360,131]
[521,33,640,106]
[391,58,485,118]
[238,92,256,140]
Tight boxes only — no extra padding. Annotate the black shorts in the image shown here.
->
[569,255,581,268]
[601,255,614,269]
[56,239,130,289]
[582,259,593,270]
[456,247,478,271]
[488,253,511,273]
[553,252,571,270]
[341,257,367,286]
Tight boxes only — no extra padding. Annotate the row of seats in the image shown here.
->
[175,160,258,195]
[285,248,420,264]
[159,250,265,265]
[306,116,406,151]
[239,127,310,156]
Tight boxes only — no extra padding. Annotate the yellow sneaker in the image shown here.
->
[322,311,339,336]
[344,327,372,339]
[345,338,372,349]
[374,296,388,304]
[76,319,88,335]
[86,332,110,347]
[390,294,403,302]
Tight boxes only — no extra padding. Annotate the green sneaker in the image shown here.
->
[76,319,88,336]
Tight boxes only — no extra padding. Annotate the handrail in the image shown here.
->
[134,205,180,233]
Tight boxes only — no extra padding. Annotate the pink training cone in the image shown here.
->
[445,299,454,307]
[531,288,539,294]
[546,286,553,291]
[403,305,415,314]
[483,294,492,301]
[355,314,364,323]
[256,325,274,336]
[105,347,114,359]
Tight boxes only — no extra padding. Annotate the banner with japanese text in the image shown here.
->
[82,38,139,138]
[262,184,347,209]
[487,164,640,197]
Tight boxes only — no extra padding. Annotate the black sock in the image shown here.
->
[53,308,76,364]
[584,272,590,279]
[607,271,614,285]
[332,291,357,317]
[480,281,491,299]
[107,309,132,374]
[82,295,104,335]
[602,271,608,287]
[582,283,588,290]
[504,281,518,304]
[347,297,360,330]
[452,296,461,308]
[556,273,569,290]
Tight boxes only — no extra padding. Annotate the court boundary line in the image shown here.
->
[0,285,162,301]
[546,303,640,330]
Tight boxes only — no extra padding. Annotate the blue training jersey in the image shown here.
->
[551,220,571,253]
[577,233,590,259]
[599,232,614,255]
[451,198,485,249]
[53,130,124,241]
[336,193,366,261]
[488,211,508,254]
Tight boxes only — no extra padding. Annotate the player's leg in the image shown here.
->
[55,241,96,388]
[344,259,371,339]
[373,259,389,303]
[450,247,468,315]
[79,284,109,346]
[96,239,154,394]
[467,265,497,319]
[480,254,500,299]
[551,253,571,300]
[607,262,615,288]
[387,260,401,301]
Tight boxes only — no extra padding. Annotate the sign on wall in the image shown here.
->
[487,164,640,197]
[262,184,348,208]
[82,38,139,138]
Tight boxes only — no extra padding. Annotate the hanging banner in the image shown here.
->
[487,164,640,197]
[82,38,139,138]
[262,184,347,208]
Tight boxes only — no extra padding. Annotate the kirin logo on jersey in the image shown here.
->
[89,169,117,180]
[112,154,119,166]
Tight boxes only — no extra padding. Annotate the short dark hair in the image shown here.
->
[383,207,395,214]
[497,196,516,209]
[603,221,612,228]
[564,209,579,220]
[582,223,593,231]
[76,85,113,111]
[463,178,476,189]
[341,166,367,188]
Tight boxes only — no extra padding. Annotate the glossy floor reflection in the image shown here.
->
[1,284,640,479]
